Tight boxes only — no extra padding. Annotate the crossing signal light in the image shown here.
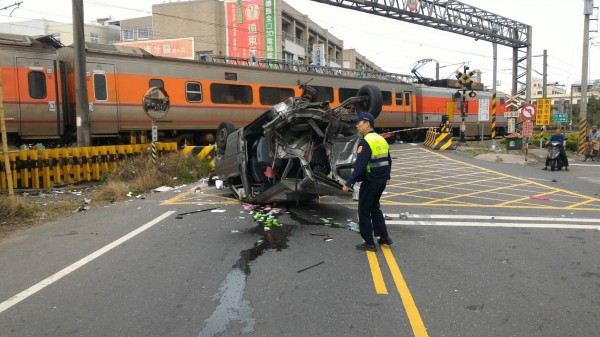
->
[468,91,477,98]
[453,90,462,99]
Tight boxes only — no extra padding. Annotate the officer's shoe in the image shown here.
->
[377,236,393,246]
[356,243,377,252]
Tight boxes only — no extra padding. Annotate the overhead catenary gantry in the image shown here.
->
[309,0,533,102]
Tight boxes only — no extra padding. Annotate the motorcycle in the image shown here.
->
[547,141,566,171]
[583,140,597,161]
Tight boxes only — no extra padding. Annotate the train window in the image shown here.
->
[395,92,403,106]
[381,91,392,105]
[149,79,164,88]
[93,73,108,101]
[404,92,411,106]
[186,82,202,102]
[312,85,333,102]
[28,71,46,99]
[259,86,294,105]
[210,83,253,104]
[339,88,358,102]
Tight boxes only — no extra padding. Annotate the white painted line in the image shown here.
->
[0,211,176,314]
[387,220,600,231]
[386,214,600,223]
[570,163,600,167]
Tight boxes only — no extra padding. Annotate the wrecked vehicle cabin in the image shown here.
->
[214,83,383,204]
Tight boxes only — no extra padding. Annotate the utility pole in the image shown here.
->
[579,0,593,153]
[491,40,497,149]
[72,0,91,146]
[542,49,547,98]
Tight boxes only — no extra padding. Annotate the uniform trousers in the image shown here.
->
[357,177,388,245]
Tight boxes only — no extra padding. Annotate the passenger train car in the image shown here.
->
[0,34,508,146]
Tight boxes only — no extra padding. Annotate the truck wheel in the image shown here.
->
[356,85,383,119]
[216,121,236,152]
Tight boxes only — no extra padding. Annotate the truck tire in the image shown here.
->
[216,121,236,152]
[356,85,383,119]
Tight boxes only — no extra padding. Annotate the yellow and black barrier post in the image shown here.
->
[181,145,216,168]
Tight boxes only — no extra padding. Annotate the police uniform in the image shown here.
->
[345,130,392,246]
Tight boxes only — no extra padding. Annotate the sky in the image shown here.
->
[1,0,598,92]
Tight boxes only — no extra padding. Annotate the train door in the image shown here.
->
[16,57,61,138]
[403,91,414,125]
[88,63,118,134]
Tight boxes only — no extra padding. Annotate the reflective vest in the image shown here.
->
[364,132,390,173]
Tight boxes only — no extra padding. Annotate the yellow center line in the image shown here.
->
[381,245,429,337]
[366,251,388,295]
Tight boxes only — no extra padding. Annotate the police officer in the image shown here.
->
[342,112,393,252]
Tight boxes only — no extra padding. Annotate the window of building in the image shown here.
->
[149,79,164,88]
[210,83,253,104]
[186,82,202,102]
[90,33,99,43]
[122,29,134,41]
[312,85,333,102]
[28,71,46,99]
[137,28,149,40]
[93,73,108,100]
[259,86,294,105]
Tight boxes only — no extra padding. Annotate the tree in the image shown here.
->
[587,95,600,126]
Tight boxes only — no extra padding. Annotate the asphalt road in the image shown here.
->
[1,143,599,337]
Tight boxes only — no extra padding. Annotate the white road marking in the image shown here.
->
[0,211,176,314]
[386,214,600,224]
[570,163,600,167]
[387,220,600,230]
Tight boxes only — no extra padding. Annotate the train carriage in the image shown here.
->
[0,33,507,146]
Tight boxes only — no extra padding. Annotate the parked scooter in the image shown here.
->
[547,141,566,171]
[583,140,597,161]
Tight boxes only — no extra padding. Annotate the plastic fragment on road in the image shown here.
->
[345,221,360,232]
[530,195,550,200]
[154,186,173,192]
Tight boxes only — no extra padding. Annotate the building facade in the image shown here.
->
[117,0,381,71]
[0,18,120,45]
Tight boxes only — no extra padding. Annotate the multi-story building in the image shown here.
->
[0,17,120,45]
[117,0,382,71]
[529,78,599,115]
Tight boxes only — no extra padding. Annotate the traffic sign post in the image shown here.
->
[521,103,536,120]
[478,98,490,145]
[535,98,551,126]
[553,113,568,122]
[523,120,533,137]
[454,65,477,142]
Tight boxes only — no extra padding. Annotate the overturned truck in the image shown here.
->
[214,83,383,204]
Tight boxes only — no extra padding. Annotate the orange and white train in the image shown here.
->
[0,34,508,146]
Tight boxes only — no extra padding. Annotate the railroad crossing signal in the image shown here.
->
[455,68,477,90]
[505,93,522,110]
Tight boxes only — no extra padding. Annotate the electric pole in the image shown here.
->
[73,0,91,146]
[542,49,547,98]
[579,0,593,154]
